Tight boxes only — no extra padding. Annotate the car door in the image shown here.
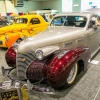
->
[28,18,43,36]
[86,15,100,57]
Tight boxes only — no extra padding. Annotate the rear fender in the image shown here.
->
[43,47,91,87]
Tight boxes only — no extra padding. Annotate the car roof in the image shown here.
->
[54,12,96,17]
[17,14,42,18]
[84,8,100,15]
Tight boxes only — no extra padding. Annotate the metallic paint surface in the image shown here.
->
[25,47,90,88]
[5,46,16,67]
[42,47,91,88]
[18,27,85,53]
[35,46,59,58]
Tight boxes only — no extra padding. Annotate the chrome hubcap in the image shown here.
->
[67,63,78,84]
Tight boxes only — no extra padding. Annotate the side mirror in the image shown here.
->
[88,21,95,28]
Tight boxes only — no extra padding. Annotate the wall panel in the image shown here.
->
[40,0,62,13]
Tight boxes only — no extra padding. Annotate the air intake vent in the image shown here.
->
[14,0,23,7]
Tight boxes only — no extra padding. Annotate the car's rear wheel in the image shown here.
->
[63,63,78,88]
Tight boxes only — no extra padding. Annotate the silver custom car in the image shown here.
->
[5,12,100,88]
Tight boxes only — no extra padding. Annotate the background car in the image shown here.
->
[0,19,12,27]
[0,14,49,48]
[5,12,100,88]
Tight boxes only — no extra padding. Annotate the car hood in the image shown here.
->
[18,26,85,53]
[0,24,27,34]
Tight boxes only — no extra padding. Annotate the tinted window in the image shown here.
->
[30,18,40,24]
[64,16,87,27]
[50,16,66,26]
[50,16,87,27]
[15,18,27,24]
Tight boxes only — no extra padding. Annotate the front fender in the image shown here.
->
[43,47,91,88]
[5,33,20,48]
[5,46,17,67]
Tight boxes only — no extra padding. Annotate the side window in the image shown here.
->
[15,18,27,24]
[64,16,87,27]
[30,18,40,24]
[50,16,66,26]
[88,16,96,28]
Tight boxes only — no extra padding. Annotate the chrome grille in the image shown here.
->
[16,51,36,80]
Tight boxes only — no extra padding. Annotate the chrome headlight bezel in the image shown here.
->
[35,46,60,60]
[35,50,44,60]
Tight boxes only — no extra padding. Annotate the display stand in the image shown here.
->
[0,66,55,100]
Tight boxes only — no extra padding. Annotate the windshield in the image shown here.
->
[15,18,28,24]
[50,16,87,28]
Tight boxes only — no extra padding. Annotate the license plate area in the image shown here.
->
[0,89,19,100]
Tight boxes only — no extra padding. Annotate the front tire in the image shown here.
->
[16,38,23,44]
[63,63,78,88]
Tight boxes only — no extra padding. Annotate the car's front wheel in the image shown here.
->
[16,38,23,44]
[63,63,78,88]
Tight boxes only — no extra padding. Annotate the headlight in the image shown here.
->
[35,46,59,60]
[5,36,8,42]
[35,50,44,60]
